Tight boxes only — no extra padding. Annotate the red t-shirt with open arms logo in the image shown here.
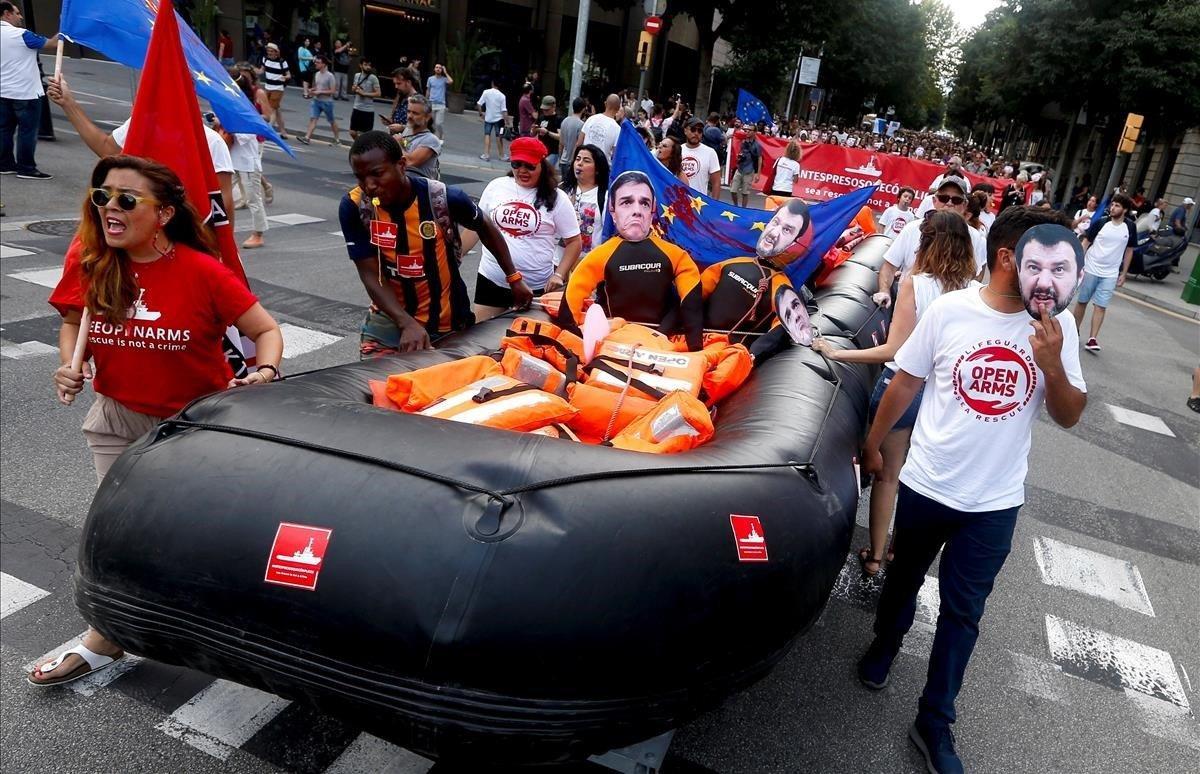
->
[49,243,258,418]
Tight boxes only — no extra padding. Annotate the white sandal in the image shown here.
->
[27,643,124,687]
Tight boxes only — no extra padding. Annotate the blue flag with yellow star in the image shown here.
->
[736,89,774,128]
[60,0,292,155]
[603,122,877,287]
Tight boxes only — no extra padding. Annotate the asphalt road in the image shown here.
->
[1,57,1198,774]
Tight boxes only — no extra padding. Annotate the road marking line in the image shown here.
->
[1005,650,1073,705]
[1107,404,1176,437]
[325,733,433,774]
[1180,663,1192,693]
[0,572,49,618]
[1033,536,1155,616]
[279,323,341,359]
[0,244,36,258]
[1124,689,1200,751]
[1044,614,1189,710]
[1,341,58,359]
[156,679,290,761]
[24,632,144,696]
[267,213,326,226]
[64,88,133,105]
[7,266,63,288]
[829,552,938,658]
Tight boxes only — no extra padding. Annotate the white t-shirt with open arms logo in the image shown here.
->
[893,286,1086,512]
[477,176,581,290]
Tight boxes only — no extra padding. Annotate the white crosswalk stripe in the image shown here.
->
[325,733,434,773]
[0,244,36,258]
[1033,536,1155,616]
[6,266,63,288]
[156,679,291,760]
[1043,614,1189,710]
[268,212,326,226]
[280,322,342,359]
[0,571,50,618]
[1107,404,1176,437]
[24,632,144,696]
[0,341,58,359]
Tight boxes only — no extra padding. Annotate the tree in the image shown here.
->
[947,0,1200,136]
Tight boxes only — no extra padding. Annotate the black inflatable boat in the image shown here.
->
[75,236,892,765]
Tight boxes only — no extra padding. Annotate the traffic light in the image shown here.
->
[637,31,653,69]
[1118,113,1144,154]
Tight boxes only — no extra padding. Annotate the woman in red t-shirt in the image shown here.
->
[29,155,283,687]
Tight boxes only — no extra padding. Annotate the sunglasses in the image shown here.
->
[89,187,160,211]
[510,161,537,171]
[934,193,965,205]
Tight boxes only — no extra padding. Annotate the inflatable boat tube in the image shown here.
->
[75,236,893,765]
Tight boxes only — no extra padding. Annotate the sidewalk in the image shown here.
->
[1116,243,1200,320]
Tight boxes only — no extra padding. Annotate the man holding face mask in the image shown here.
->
[876,175,986,307]
[556,170,704,349]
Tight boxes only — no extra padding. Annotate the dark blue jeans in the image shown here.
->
[873,482,1019,728]
[0,97,41,174]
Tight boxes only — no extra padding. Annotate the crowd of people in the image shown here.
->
[2,6,1192,771]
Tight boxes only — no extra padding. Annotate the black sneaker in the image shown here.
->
[1187,396,1200,413]
[909,720,964,774]
[16,169,52,180]
[296,136,311,145]
[857,637,899,689]
[0,167,16,175]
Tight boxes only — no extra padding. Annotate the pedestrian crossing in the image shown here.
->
[831,524,1195,744]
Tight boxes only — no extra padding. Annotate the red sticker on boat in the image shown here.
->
[369,219,398,249]
[264,522,333,591]
[729,514,768,562]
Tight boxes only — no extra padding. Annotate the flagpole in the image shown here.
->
[54,36,64,80]
[70,308,90,373]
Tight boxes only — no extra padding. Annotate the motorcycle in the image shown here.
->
[1130,215,1188,280]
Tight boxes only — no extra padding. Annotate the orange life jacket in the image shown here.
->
[418,375,577,432]
[500,317,586,380]
[700,341,754,406]
[566,381,659,443]
[369,379,403,411]
[586,323,708,401]
[383,355,503,412]
[500,348,569,395]
[608,391,714,454]
[528,423,582,441]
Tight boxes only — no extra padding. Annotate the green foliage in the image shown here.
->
[716,0,945,126]
[947,0,1200,134]
[445,30,501,92]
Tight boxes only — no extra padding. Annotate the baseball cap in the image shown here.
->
[937,174,970,195]
[684,117,705,129]
[1184,197,1196,205]
[540,95,556,109]
[509,136,547,166]
[265,42,279,52]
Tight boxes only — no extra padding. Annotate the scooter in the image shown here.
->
[1129,224,1188,280]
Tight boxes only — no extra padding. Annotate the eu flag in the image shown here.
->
[736,89,774,128]
[59,0,292,155]
[604,122,877,288]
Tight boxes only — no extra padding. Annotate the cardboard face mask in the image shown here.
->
[609,172,656,242]
[756,201,813,271]
[774,285,813,345]
[1015,224,1085,319]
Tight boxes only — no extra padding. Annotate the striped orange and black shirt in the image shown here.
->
[340,176,484,335]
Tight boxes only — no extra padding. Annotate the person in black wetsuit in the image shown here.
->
[700,198,816,359]
[556,171,704,350]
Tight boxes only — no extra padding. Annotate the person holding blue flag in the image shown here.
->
[736,88,774,129]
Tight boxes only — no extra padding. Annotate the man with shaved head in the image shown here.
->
[578,92,622,160]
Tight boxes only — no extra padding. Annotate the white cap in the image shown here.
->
[1184,197,1196,205]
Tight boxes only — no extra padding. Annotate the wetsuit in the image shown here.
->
[701,257,815,361]
[557,233,704,350]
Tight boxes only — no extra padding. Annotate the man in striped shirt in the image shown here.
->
[256,42,291,138]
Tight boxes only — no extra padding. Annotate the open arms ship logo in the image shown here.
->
[952,343,1037,420]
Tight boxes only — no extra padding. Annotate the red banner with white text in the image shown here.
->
[730,134,1008,213]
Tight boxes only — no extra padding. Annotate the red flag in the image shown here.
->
[123,0,245,285]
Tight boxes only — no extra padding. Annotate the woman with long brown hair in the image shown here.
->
[29,155,283,686]
[655,135,689,185]
[812,210,977,577]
